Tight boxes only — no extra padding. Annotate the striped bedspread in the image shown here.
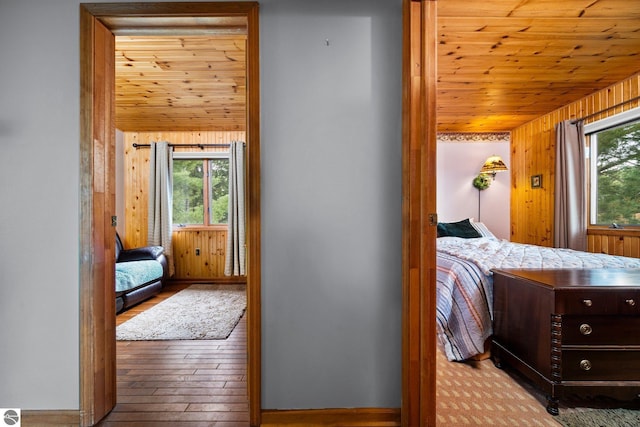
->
[436,237,640,361]
[436,251,493,361]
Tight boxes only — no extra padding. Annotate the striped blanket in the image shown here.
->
[436,237,640,361]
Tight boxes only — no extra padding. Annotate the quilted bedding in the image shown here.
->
[436,237,640,361]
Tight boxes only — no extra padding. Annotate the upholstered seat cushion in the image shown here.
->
[116,260,164,293]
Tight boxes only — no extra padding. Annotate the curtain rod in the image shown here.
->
[571,95,640,123]
[132,143,243,149]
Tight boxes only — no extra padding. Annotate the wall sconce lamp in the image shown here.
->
[480,155,508,179]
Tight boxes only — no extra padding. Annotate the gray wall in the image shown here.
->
[0,0,81,409]
[260,0,402,408]
[0,0,402,411]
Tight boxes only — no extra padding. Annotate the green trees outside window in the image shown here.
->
[209,158,229,224]
[173,157,229,226]
[591,120,640,226]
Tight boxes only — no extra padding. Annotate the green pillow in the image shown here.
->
[437,218,481,239]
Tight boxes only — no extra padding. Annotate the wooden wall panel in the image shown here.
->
[588,229,640,259]
[511,71,640,254]
[510,114,556,245]
[122,130,245,279]
[172,228,227,279]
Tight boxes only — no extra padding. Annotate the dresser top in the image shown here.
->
[492,268,640,289]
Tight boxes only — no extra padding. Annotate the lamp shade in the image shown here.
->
[480,155,508,178]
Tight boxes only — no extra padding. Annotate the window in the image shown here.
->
[585,107,640,226]
[172,153,229,227]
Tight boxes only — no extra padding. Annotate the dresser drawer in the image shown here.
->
[562,350,640,381]
[556,289,640,315]
[562,316,640,345]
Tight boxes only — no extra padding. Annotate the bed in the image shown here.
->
[435,218,640,361]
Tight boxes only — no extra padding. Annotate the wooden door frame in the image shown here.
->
[79,9,116,425]
[402,1,437,426]
[79,3,261,426]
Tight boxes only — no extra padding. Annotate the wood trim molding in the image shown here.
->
[81,1,257,18]
[79,8,96,425]
[261,408,400,426]
[79,6,118,425]
[587,227,640,237]
[437,132,511,143]
[22,410,80,425]
[402,0,437,425]
[245,3,262,426]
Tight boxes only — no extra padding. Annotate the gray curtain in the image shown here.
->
[225,141,246,276]
[554,120,586,250]
[148,141,174,276]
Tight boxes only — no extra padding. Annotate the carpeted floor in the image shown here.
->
[555,408,640,427]
[436,345,560,426]
[116,284,246,340]
[436,345,640,426]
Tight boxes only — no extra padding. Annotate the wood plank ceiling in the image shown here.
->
[113,0,640,133]
[437,0,640,132]
[113,17,247,132]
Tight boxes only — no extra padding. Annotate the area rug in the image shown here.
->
[116,284,246,340]
[556,408,640,427]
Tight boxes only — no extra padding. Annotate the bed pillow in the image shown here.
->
[471,221,497,239]
[437,218,481,238]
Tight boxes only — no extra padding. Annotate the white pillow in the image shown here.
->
[437,236,466,242]
[471,221,497,238]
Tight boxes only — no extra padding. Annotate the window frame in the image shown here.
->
[172,151,230,229]
[584,106,640,228]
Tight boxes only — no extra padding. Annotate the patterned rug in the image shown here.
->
[116,284,246,340]
[556,408,640,427]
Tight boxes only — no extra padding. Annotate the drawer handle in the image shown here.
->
[579,324,593,335]
[626,299,636,306]
[582,299,593,307]
[579,359,592,371]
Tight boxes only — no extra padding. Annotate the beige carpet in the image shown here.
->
[116,284,246,340]
[436,345,561,426]
[437,345,640,426]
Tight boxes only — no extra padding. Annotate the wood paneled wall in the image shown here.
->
[588,229,640,259]
[510,71,640,256]
[172,228,227,279]
[123,131,245,279]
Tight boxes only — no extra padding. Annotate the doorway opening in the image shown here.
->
[79,3,260,426]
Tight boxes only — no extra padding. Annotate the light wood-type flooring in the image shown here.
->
[97,282,249,426]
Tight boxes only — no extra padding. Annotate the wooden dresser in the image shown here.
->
[491,268,640,415]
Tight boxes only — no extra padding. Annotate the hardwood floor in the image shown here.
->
[98,283,249,426]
